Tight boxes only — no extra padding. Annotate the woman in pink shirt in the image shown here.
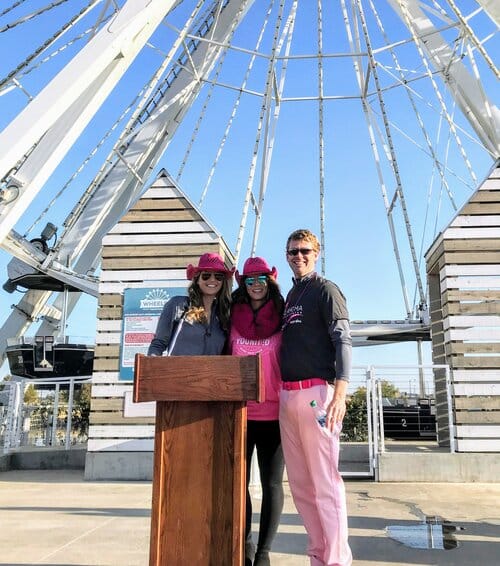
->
[229,257,285,566]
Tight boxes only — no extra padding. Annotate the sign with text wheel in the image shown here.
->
[119,287,186,381]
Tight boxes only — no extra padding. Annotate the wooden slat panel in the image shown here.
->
[90,412,154,425]
[97,320,121,331]
[443,290,500,302]
[461,203,500,214]
[442,265,500,277]
[91,398,124,411]
[109,221,209,234]
[102,233,218,245]
[455,396,499,410]
[425,241,443,272]
[120,210,200,222]
[442,238,500,251]
[99,268,185,281]
[102,243,219,258]
[95,331,121,344]
[446,342,500,354]
[90,175,235,456]
[94,344,121,357]
[93,358,120,372]
[89,424,154,437]
[97,306,123,319]
[143,187,178,198]
[87,438,154,451]
[99,281,189,295]
[456,424,500,437]
[439,251,500,265]
[444,315,500,328]
[455,411,500,424]
[451,215,500,227]
[92,371,121,382]
[479,177,500,189]
[453,369,500,381]
[453,383,500,395]
[450,355,500,369]
[469,191,500,203]
[98,294,122,308]
[123,197,190,211]
[443,302,500,316]
[444,227,500,239]
[102,256,200,270]
[441,276,500,292]
[456,439,500,451]
[444,328,500,342]
[91,385,130,397]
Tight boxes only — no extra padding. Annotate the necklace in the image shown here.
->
[282,276,313,330]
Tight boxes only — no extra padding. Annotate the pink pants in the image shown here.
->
[279,384,352,566]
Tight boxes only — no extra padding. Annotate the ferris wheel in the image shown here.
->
[0,0,498,359]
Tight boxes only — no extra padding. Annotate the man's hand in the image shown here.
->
[325,380,348,432]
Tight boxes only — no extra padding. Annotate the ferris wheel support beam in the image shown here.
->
[389,0,500,158]
[0,0,179,246]
[476,0,500,26]
[0,0,256,360]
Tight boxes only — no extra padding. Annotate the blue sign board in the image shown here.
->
[119,286,187,380]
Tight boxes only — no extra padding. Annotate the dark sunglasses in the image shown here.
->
[287,248,313,256]
[200,272,225,281]
[245,275,268,286]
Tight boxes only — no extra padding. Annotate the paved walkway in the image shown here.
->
[0,470,499,565]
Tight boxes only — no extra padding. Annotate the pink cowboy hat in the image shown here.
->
[235,256,278,284]
[186,252,235,280]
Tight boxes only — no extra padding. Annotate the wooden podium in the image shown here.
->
[134,354,263,566]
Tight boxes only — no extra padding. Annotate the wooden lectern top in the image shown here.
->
[134,353,263,404]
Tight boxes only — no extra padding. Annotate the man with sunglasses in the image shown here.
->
[280,229,352,566]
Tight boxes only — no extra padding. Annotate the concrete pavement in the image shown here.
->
[0,470,499,565]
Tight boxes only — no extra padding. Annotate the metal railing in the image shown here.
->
[371,364,454,454]
[2,364,454,475]
[1,376,91,454]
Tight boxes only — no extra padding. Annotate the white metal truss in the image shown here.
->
[389,0,499,156]
[0,0,498,361]
[0,0,256,356]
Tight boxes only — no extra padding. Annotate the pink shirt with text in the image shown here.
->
[229,327,282,420]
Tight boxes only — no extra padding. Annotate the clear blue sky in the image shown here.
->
[0,0,498,377]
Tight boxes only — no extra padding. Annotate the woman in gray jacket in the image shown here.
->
[148,252,233,356]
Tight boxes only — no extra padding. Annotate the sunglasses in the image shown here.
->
[245,275,268,286]
[287,248,314,256]
[200,272,225,281]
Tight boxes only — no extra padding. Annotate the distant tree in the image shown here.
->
[379,380,400,399]
[24,384,39,404]
[343,387,368,442]
[71,383,91,437]
[342,380,401,442]
[0,375,12,391]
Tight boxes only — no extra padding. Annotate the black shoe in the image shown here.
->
[254,550,271,566]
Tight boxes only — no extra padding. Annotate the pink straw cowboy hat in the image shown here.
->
[186,252,235,280]
[235,256,278,284]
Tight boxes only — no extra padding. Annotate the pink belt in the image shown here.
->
[281,378,326,391]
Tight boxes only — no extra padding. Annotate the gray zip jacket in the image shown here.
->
[147,296,226,356]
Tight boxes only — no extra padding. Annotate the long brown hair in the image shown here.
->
[186,276,232,330]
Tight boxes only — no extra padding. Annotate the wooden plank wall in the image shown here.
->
[87,170,235,457]
[426,161,500,452]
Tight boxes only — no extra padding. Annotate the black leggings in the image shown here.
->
[246,419,285,553]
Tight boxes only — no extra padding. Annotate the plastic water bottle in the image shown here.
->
[310,400,327,427]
